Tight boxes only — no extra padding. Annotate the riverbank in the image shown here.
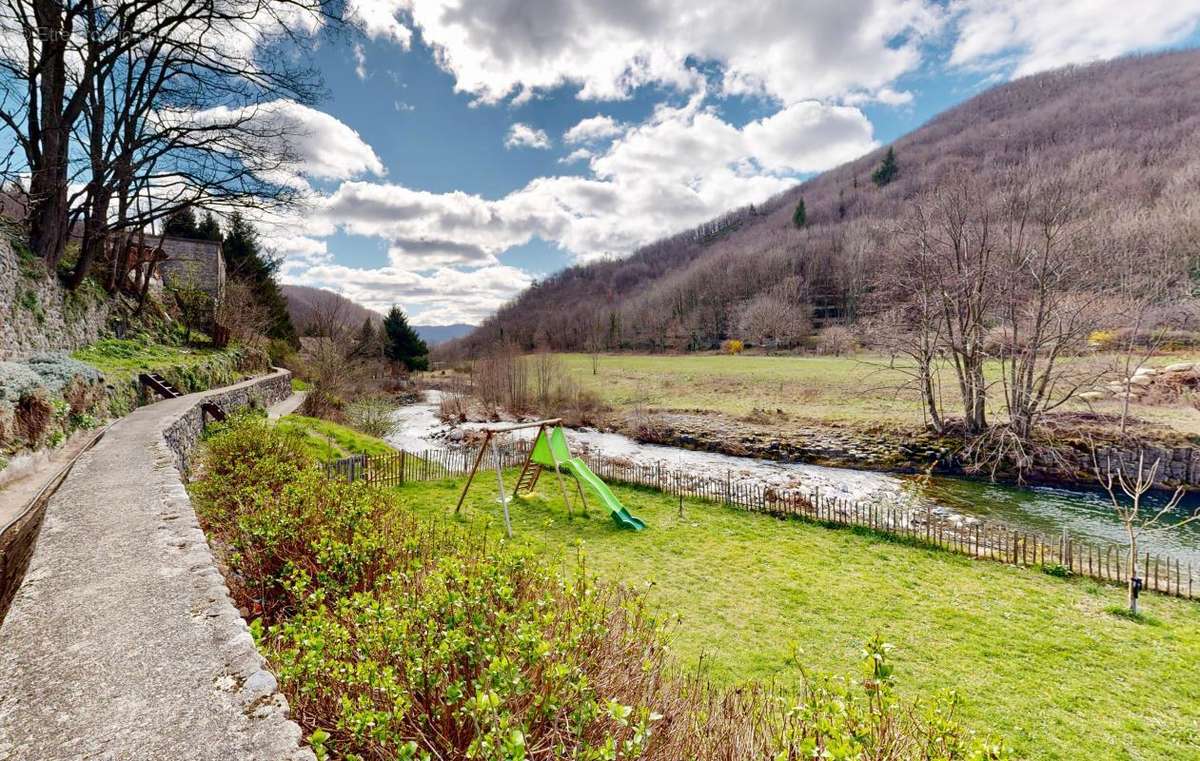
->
[428,352,1200,490]
[391,390,1200,564]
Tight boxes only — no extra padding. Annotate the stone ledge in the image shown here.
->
[0,369,314,761]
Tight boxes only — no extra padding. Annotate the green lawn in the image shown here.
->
[557,352,1200,435]
[275,414,397,460]
[398,473,1200,761]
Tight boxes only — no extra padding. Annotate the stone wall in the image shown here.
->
[0,236,112,360]
[161,369,292,474]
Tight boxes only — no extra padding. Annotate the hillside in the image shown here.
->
[281,285,473,344]
[457,50,1200,354]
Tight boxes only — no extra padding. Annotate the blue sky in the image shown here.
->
[62,1,1200,325]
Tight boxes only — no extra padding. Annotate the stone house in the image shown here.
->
[155,236,226,303]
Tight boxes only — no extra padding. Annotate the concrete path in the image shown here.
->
[0,373,311,761]
[0,427,104,535]
[268,390,306,419]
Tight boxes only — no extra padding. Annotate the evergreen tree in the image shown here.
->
[838,189,846,219]
[351,317,381,359]
[196,212,222,241]
[383,305,429,372]
[792,198,806,228]
[163,206,199,237]
[221,212,298,345]
[871,147,899,187]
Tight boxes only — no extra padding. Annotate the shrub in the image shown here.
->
[343,396,400,439]
[815,325,858,356]
[720,338,744,355]
[24,352,101,393]
[0,362,44,403]
[1087,329,1120,351]
[192,417,1010,761]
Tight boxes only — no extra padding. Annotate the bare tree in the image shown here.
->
[735,291,810,351]
[0,0,334,280]
[216,276,272,346]
[1094,449,1197,614]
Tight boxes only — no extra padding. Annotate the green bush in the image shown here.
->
[342,396,399,439]
[193,417,1010,761]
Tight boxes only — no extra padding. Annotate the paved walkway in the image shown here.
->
[0,374,311,761]
[268,390,306,419]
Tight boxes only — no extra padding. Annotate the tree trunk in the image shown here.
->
[28,0,73,268]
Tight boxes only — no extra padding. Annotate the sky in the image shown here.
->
[120,2,1200,324]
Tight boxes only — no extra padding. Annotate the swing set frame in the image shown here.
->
[453,418,588,537]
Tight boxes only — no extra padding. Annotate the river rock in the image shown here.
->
[1077,391,1106,401]
[1128,374,1154,386]
[1164,362,1195,373]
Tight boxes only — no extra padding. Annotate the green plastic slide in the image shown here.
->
[530,426,646,531]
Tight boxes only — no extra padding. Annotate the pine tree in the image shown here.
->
[838,189,846,219]
[383,305,429,372]
[196,212,222,242]
[221,212,298,345]
[871,147,899,187]
[163,207,199,237]
[351,317,380,359]
[792,198,806,228]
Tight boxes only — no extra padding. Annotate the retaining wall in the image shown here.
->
[0,236,112,360]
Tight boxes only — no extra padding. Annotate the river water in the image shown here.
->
[390,392,1200,565]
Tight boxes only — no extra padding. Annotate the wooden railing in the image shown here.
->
[324,443,1198,600]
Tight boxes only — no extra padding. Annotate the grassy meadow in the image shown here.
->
[555,352,1200,436]
[274,414,396,460]
[404,472,1200,761]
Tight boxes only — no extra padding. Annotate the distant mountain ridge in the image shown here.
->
[280,285,474,345]
[456,49,1200,354]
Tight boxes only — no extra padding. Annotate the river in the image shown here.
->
[389,392,1200,565]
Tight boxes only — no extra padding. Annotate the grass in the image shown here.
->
[72,337,227,382]
[275,414,396,460]
[556,352,1200,435]
[398,472,1200,761]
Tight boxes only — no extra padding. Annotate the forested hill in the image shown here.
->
[282,285,474,344]
[455,49,1200,355]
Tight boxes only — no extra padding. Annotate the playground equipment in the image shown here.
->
[454,419,645,536]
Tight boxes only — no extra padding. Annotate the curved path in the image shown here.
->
[0,372,312,761]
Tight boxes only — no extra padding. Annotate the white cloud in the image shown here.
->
[397,0,945,105]
[843,87,915,106]
[950,0,1200,76]
[505,123,552,149]
[188,100,385,184]
[304,96,875,268]
[559,148,593,164]
[353,43,368,80]
[564,115,625,143]
[346,0,414,46]
[283,262,533,324]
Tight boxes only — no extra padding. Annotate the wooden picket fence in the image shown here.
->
[325,443,1198,600]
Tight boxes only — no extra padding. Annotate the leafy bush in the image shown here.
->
[720,338,744,355]
[342,396,400,439]
[1087,329,1120,351]
[24,352,102,394]
[193,417,1010,761]
[0,362,44,403]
